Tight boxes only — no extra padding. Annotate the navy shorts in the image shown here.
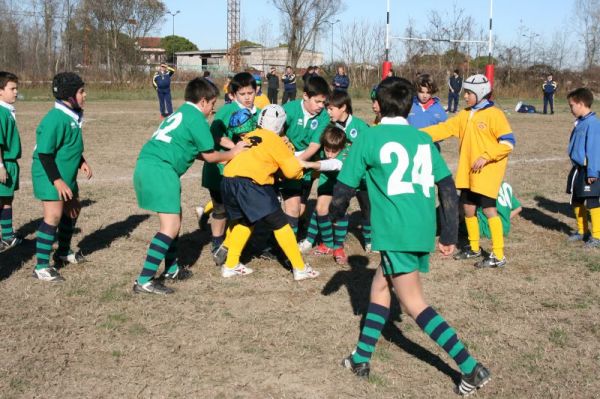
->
[221,177,281,224]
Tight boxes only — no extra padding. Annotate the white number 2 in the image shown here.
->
[380,142,435,197]
[151,112,183,143]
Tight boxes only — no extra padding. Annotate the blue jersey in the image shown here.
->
[407,97,447,129]
[568,112,600,178]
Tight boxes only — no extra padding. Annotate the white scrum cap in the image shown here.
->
[258,104,287,134]
[462,74,491,103]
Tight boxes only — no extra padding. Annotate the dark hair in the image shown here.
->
[328,89,353,114]
[185,77,219,103]
[203,70,211,77]
[567,87,594,108]
[229,72,257,94]
[304,75,330,98]
[320,125,347,152]
[453,69,460,75]
[414,73,438,95]
[376,77,414,118]
[0,71,18,90]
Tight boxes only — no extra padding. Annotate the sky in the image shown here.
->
[158,0,575,62]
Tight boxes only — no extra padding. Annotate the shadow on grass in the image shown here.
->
[322,254,461,385]
[78,214,150,256]
[534,196,573,218]
[178,227,212,268]
[521,207,572,234]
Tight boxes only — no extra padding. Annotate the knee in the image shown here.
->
[212,202,227,220]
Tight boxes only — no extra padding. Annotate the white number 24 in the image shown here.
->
[151,112,183,143]
[380,142,435,197]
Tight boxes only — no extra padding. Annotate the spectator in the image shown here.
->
[447,69,462,113]
[281,66,297,104]
[542,73,558,115]
[302,66,315,84]
[266,66,279,104]
[332,65,350,92]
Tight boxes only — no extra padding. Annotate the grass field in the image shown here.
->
[0,96,599,399]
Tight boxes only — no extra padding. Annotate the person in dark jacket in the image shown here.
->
[153,63,175,119]
[332,65,350,92]
[266,67,279,104]
[281,66,297,104]
[542,73,558,114]
[447,69,462,113]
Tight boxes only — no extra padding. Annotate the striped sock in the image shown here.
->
[0,206,14,241]
[352,302,389,364]
[287,216,299,235]
[317,215,334,248]
[305,211,319,245]
[333,214,349,249]
[56,214,75,256]
[363,223,372,246]
[164,236,179,274]
[35,221,57,270]
[137,232,172,284]
[415,306,477,375]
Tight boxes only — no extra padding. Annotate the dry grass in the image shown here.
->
[0,97,599,399]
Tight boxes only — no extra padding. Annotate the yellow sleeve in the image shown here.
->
[482,110,514,161]
[421,112,462,142]
[271,135,303,179]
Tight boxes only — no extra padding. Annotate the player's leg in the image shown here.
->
[342,265,391,377]
[222,219,254,277]
[476,195,506,268]
[356,189,373,252]
[570,198,589,241]
[282,195,301,235]
[320,193,349,264]
[162,212,192,281]
[54,198,86,265]
[585,197,600,248]
[298,209,318,252]
[391,265,490,395]
[454,190,482,259]
[0,196,17,248]
[33,200,64,281]
[313,195,334,254]
[208,189,227,253]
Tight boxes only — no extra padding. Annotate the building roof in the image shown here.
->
[136,37,162,49]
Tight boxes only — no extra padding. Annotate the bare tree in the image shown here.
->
[338,19,384,87]
[272,0,343,68]
[574,0,600,69]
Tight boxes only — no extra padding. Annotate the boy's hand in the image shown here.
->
[0,167,6,184]
[471,157,488,172]
[231,140,250,155]
[80,161,93,179]
[438,243,455,256]
[54,179,73,201]
[588,177,597,184]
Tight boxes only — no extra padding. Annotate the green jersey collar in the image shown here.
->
[380,116,409,125]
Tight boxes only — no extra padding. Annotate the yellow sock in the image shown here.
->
[204,200,214,215]
[589,207,600,239]
[488,216,504,259]
[573,205,589,235]
[464,216,480,252]
[222,225,234,248]
[224,223,253,268]
[273,224,305,270]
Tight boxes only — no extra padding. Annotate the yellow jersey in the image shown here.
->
[254,94,270,110]
[224,128,303,185]
[422,105,513,198]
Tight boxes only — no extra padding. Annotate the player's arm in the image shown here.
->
[298,142,320,161]
[271,136,303,179]
[421,113,461,142]
[198,141,248,163]
[219,136,235,149]
[78,155,92,179]
[0,150,6,184]
[477,114,515,166]
[300,158,342,172]
[585,123,600,183]
[436,175,459,255]
[152,74,158,90]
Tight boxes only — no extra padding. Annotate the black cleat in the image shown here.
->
[453,246,482,260]
[133,279,174,295]
[160,267,193,281]
[341,354,370,379]
[53,251,87,266]
[456,363,491,396]
[474,253,506,268]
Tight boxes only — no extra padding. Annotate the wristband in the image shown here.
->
[0,163,4,168]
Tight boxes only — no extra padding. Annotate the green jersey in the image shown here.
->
[337,114,369,143]
[201,102,258,190]
[318,143,350,192]
[477,182,521,238]
[32,102,84,194]
[0,101,21,161]
[138,102,214,177]
[282,99,330,152]
[337,119,451,252]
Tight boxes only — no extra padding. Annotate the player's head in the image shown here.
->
[567,87,593,118]
[229,72,257,109]
[228,108,257,138]
[0,71,19,104]
[414,73,438,104]
[462,74,491,107]
[453,69,460,76]
[185,77,219,117]
[320,125,347,159]
[337,65,346,75]
[376,76,414,119]
[327,90,353,122]
[258,104,287,134]
[302,75,330,115]
[52,72,85,110]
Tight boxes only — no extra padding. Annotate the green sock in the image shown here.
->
[415,306,477,374]
[333,214,349,249]
[0,207,14,241]
[352,302,389,364]
[305,211,318,245]
[317,214,334,248]
[138,232,172,284]
[363,223,372,246]
[35,221,57,270]
[165,236,179,274]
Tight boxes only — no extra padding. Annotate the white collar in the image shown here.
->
[186,101,202,113]
[0,101,16,118]
[380,116,409,125]
[300,100,316,127]
[54,101,82,125]
[235,100,256,114]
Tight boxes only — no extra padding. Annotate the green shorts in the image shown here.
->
[380,251,430,275]
[134,160,181,214]
[0,161,19,196]
[31,162,79,201]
